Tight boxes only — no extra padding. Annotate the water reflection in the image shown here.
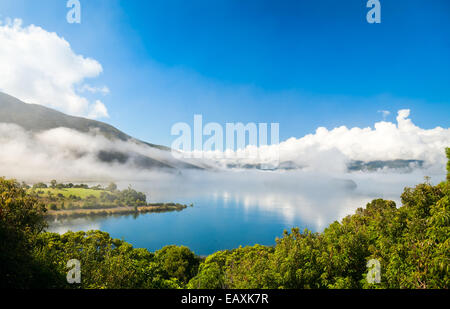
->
[46,170,443,255]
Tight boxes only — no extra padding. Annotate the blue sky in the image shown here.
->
[0,0,449,146]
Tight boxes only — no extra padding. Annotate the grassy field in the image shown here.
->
[31,187,105,198]
[25,184,192,219]
[27,183,185,215]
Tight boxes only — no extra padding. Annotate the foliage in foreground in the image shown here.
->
[0,148,449,289]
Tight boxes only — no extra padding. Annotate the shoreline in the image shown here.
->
[45,203,189,219]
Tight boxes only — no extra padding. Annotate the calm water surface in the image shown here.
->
[47,171,433,255]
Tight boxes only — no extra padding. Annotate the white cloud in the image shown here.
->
[88,100,109,119]
[199,109,450,173]
[0,123,171,182]
[378,110,390,120]
[79,84,110,95]
[0,18,109,119]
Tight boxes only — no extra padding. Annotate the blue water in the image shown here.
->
[47,171,424,255]
[47,196,314,256]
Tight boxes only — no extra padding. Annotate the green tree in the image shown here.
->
[106,182,118,192]
[154,245,200,285]
[0,178,62,288]
[33,182,48,189]
[446,147,450,181]
[50,180,57,188]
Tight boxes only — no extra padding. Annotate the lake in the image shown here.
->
[46,170,440,255]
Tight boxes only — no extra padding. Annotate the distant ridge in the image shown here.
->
[0,92,131,139]
[347,159,424,172]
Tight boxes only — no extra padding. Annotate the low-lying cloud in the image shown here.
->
[0,108,448,185]
[0,123,179,182]
[1,111,448,230]
[200,109,450,174]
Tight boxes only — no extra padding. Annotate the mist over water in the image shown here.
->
[2,105,448,254]
[47,169,445,255]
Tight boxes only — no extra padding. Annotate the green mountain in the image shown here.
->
[0,91,201,170]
